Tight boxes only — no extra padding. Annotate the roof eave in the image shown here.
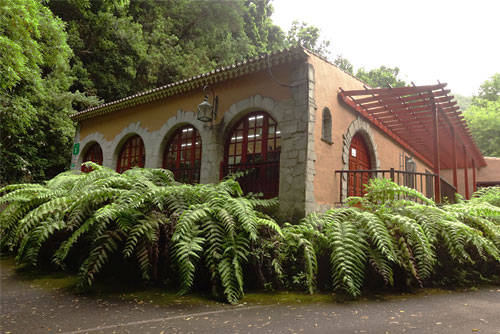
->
[70,46,308,122]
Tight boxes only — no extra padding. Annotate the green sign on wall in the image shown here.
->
[73,143,80,155]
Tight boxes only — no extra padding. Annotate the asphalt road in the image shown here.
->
[1,257,500,334]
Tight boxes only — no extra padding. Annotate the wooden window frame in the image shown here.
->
[117,135,145,173]
[162,125,202,184]
[223,111,281,198]
[81,142,103,173]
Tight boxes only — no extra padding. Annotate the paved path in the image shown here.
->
[1,257,500,334]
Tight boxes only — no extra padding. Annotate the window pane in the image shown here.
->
[257,115,264,126]
[236,143,243,156]
[162,126,201,183]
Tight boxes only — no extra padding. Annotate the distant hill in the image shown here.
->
[454,94,472,111]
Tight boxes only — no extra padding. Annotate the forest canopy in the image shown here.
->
[1,0,494,184]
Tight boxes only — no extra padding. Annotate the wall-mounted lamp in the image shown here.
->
[406,156,416,172]
[197,86,218,122]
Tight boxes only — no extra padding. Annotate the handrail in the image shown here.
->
[335,169,438,177]
[335,168,450,203]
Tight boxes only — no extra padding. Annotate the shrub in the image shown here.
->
[2,168,499,302]
[0,163,279,304]
[274,180,500,296]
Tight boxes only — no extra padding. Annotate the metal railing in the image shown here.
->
[440,178,457,203]
[221,160,280,199]
[335,168,456,203]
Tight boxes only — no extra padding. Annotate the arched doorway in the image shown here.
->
[162,125,202,183]
[223,111,281,198]
[116,135,145,173]
[348,132,372,197]
[81,142,103,173]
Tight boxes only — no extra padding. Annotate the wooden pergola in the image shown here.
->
[339,83,485,202]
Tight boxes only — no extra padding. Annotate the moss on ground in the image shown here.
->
[0,253,484,307]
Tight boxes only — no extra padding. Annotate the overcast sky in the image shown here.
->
[271,0,500,96]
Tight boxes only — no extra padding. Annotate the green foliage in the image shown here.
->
[463,73,500,156]
[275,180,500,297]
[464,95,500,156]
[333,54,354,74]
[48,0,287,102]
[0,166,279,304]
[286,20,330,59]
[2,171,500,301]
[1,0,289,184]
[356,66,407,88]
[454,93,472,111]
[473,73,500,104]
[0,0,100,184]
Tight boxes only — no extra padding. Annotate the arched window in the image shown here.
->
[117,135,145,173]
[81,142,103,173]
[322,108,332,143]
[162,125,202,183]
[224,112,281,198]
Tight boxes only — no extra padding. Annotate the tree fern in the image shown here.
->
[3,168,498,303]
[325,217,368,296]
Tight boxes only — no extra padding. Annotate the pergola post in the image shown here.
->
[472,159,477,193]
[430,93,441,203]
[452,128,458,190]
[463,145,469,199]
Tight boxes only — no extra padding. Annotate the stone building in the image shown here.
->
[69,46,496,222]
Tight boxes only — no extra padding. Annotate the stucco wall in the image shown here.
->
[78,66,293,141]
[440,168,475,199]
[440,158,500,198]
[478,157,500,183]
[308,55,434,207]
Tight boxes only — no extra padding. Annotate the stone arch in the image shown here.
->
[220,95,285,140]
[149,109,207,169]
[321,107,332,143]
[341,117,380,199]
[110,122,149,170]
[191,94,287,184]
[77,132,108,169]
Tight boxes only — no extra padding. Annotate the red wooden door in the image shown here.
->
[348,133,372,197]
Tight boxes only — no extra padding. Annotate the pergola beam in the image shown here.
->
[338,90,434,167]
[339,83,487,177]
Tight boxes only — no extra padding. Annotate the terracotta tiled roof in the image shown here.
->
[70,46,308,121]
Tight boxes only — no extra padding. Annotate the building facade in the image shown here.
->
[70,46,493,222]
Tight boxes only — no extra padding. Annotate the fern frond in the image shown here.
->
[218,233,249,304]
[355,210,396,262]
[366,247,394,286]
[325,218,368,296]
[16,217,66,265]
[77,230,125,288]
[388,214,435,281]
[52,218,97,267]
[172,232,205,295]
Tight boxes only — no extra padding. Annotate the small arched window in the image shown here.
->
[321,108,332,143]
[223,111,281,198]
[81,142,103,173]
[117,135,145,173]
[162,125,202,184]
